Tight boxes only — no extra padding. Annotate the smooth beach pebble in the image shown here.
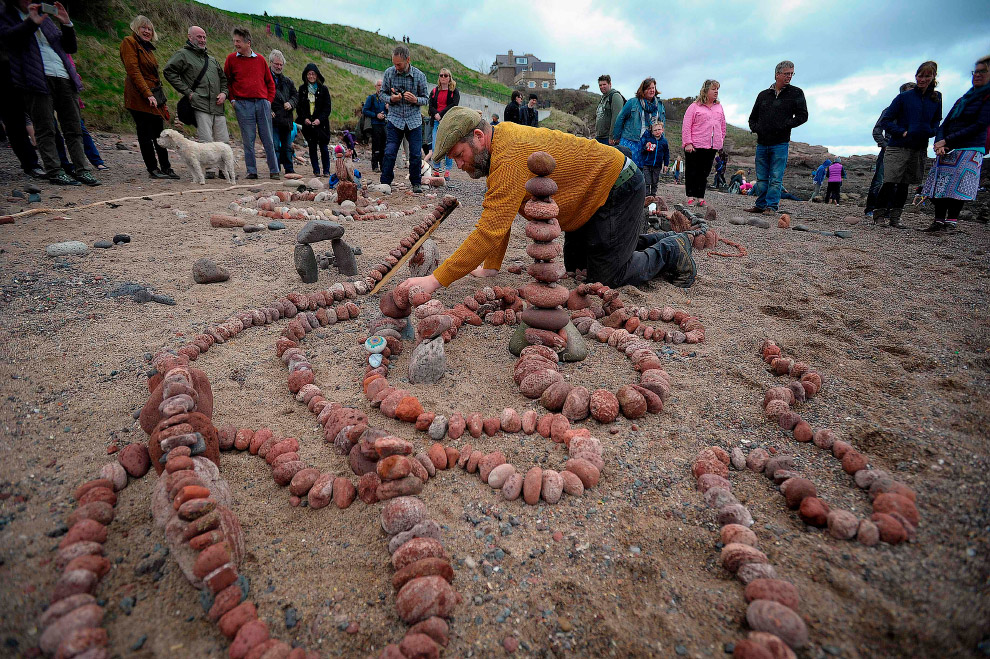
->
[745,599,809,649]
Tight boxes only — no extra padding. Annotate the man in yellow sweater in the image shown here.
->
[397,107,696,297]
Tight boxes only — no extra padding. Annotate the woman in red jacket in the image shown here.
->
[682,79,726,207]
[428,68,460,177]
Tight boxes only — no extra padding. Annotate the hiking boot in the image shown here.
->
[149,169,170,179]
[270,172,281,180]
[872,208,888,225]
[888,209,905,228]
[50,170,81,186]
[25,167,46,179]
[206,172,216,179]
[246,173,258,180]
[664,233,697,288]
[163,169,180,180]
[411,184,423,193]
[918,221,946,233]
[744,206,767,214]
[74,171,101,186]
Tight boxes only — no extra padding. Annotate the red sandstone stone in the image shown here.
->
[873,493,919,527]
[744,579,801,611]
[523,467,543,505]
[427,444,447,469]
[333,478,356,508]
[395,576,461,624]
[798,497,829,527]
[113,443,150,478]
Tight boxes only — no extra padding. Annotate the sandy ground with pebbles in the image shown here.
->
[0,131,988,659]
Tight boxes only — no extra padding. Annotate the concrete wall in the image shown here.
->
[324,57,549,123]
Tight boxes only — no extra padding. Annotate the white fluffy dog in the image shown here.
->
[156,129,236,185]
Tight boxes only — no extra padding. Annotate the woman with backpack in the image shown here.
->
[612,77,665,167]
[919,55,990,232]
[295,63,332,176]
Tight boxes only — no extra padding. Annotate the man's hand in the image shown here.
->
[390,94,401,104]
[469,266,499,278]
[304,118,311,126]
[271,111,275,118]
[377,112,385,120]
[312,119,320,126]
[684,144,695,153]
[934,139,947,156]
[27,4,44,25]
[54,1,70,24]
[402,91,417,104]
[397,275,442,298]
[147,96,158,108]
[608,137,616,145]
[434,113,441,121]
[216,92,226,104]
[283,102,291,110]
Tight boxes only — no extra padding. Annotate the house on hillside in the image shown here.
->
[489,50,556,91]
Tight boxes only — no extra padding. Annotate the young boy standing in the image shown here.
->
[639,122,669,196]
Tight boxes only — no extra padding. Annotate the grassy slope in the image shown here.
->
[73,0,383,134]
[231,11,514,103]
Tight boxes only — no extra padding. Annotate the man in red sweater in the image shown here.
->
[224,27,279,179]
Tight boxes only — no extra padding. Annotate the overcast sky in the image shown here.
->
[205,0,989,156]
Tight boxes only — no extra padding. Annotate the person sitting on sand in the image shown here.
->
[394,106,700,300]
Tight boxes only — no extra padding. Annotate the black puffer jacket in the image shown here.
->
[295,63,331,140]
[271,69,297,128]
[748,84,809,146]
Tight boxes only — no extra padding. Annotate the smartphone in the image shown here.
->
[40,3,58,16]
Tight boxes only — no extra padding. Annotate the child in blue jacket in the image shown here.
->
[639,122,670,196]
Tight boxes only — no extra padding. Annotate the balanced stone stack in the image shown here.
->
[294,219,357,282]
[511,152,587,362]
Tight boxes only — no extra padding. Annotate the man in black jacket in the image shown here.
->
[523,94,540,127]
[503,90,522,124]
[268,49,297,175]
[746,60,808,213]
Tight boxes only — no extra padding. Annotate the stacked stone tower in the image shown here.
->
[511,152,587,361]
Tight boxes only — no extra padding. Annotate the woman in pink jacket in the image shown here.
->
[682,79,727,206]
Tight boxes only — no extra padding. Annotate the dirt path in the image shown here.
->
[0,132,988,658]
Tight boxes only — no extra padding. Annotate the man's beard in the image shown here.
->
[468,147,491,179]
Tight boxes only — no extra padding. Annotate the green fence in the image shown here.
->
[241,15,511,104]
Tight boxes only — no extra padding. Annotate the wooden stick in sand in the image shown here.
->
[370,198,458,294]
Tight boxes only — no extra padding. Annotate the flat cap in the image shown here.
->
[433,106,483,163]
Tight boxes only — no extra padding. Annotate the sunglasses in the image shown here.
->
[439,74,450,78]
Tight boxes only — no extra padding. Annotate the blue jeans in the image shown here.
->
[752,143,789,210]
[233,98,278,175]
[382,122,422,186]
[430,121,453,174]
[56,118,103,170]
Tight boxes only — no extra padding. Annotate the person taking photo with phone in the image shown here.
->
[0,0,101,185]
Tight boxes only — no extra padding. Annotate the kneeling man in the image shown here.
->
[398,107,697,298]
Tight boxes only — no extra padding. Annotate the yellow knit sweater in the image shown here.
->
[432,123,625,287]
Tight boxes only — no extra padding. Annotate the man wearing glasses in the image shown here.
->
[380,44,429,192]
[746,61,808,214]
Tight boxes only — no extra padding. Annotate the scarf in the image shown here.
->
[947,84,988,122]
[308,82,318,94]
[639,98,659,137]
[134,33,154,52]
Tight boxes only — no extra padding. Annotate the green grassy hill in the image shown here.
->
[69,0,512,135]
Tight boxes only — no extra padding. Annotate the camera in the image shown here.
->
[40,3,59,16]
